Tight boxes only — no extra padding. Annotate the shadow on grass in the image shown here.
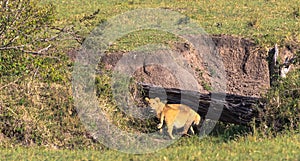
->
[208,122,252,142]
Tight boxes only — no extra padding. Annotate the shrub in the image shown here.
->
[0,0,54,51]
[258,51,300,134]
[0,1,101,149]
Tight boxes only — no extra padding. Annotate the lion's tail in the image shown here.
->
[194,114,201,125]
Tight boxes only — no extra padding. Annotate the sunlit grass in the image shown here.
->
[1,1,299,160]
[1,133,299,160]
[40,0,300,49]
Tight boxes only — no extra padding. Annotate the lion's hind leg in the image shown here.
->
[182,114,195,136]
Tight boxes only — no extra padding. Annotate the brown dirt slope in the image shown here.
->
[100,35,271,97]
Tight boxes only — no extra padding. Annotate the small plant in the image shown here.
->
[202,81,212,91]
[247,18,261,29]
[292,7,300,19]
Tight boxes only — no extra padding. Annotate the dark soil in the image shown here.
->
[88,35,298,97]
[211,35,270,97]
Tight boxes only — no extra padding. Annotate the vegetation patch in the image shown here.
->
[0,0,300,160]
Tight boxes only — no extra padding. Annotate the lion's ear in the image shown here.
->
[155,97,160,102]
[162,100,167,104]
[145,97,150,102]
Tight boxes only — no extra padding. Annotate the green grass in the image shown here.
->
[1,0,299,160]
[1,133,299,160]
[40,0,300,48]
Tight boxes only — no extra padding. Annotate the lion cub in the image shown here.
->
[145,97,201,139]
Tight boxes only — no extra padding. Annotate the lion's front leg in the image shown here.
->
[157,113,164,129]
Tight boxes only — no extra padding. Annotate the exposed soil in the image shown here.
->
[211,35,269,97]
[94,35,296,97]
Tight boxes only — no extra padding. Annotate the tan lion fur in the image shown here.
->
[145,97,201,139]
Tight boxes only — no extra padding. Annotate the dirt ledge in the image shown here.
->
[100,35,275,97]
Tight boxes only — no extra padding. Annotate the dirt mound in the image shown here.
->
[212,35,270,97]
[100,35,271,97]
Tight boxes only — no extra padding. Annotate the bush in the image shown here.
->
[0,0,54,51]
[258,51,300,134]
[0,1,102,149]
